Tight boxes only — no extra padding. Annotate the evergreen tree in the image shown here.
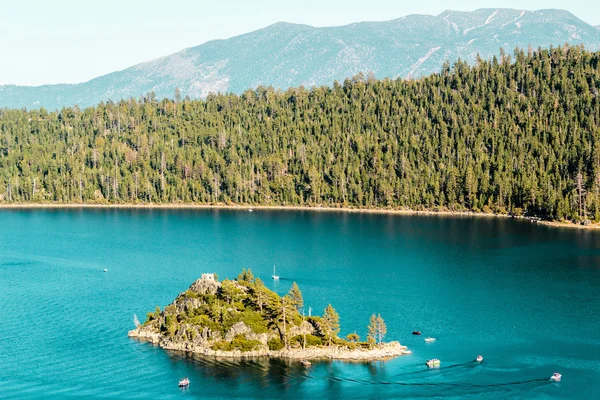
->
[1,45,599,224]
[367,314,377,345]
[322,304,340,345]
[251,278,267,313]
[278,295,296,348]
[288,282,304,311]
[237,268,254,283]
[367,314,387,345]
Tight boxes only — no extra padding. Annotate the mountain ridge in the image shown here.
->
[2,8,600,110]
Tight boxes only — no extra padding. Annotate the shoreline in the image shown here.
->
[0,202,597,230]
[127,272,412,363]
[128,328,411,361]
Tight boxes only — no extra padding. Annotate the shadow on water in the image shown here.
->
[165,352,554,398]
[168,352,314,392]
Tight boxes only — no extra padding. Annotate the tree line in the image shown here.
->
[1,44,600,222]
[147,268,387,351]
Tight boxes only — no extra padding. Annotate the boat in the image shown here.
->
[248,208,253,212]
[426,358,441,368]
[103,268,108,272]
[476,355,483,363]
[412,331,421,335]
[550,372,562,382]
[178,377,190,387]
[272,265,279,280]
[424,337,436,342]
[300,360,312,367]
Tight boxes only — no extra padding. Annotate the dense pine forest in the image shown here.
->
[1,45,600,222]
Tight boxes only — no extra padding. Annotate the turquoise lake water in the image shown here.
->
[0,209,599,399]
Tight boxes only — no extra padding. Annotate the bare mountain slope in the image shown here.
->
[1,8,599,110]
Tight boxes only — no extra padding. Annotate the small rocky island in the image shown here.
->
[128,270,410,360]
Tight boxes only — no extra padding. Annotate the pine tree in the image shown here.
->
[279,295,296,348]
[367,313,387,345]
[288,282,304,311]
[0,45,599,224]
[375,314,387,344]
[252,278,266,313]
[237,268,254,283]
[322,304,340,345]
[367,314,377,345]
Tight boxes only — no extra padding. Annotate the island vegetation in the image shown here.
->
[128,270,408,360]
[1,45,600,225]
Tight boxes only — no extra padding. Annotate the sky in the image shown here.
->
[1,0,599,86]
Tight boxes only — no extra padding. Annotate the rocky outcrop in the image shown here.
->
[225,322,251,341]
[274,341,411,360]
[189,276,220,295]
[129,327,162,344]
[289,321,315,337]
[128,326,410,360]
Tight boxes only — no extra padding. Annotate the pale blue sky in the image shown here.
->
[1,0,598,86]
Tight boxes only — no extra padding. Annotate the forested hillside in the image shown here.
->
[1,45,599,222]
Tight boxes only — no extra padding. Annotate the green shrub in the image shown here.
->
[145,312,155,324]
[211,335,261,352]
[187,314,219,332]
[221,309,268,334]
[162,315,178,337]
[231,334,261,352]
[268,338,284,351]
[144,306,161,324]
[202,293,216,304]
[291,334,322,347]
[211,340,230,351]
[346,333,360,342]
[239,310,268,334]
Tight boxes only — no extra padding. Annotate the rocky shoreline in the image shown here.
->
[1,202,597,231]
[128,327,410,360]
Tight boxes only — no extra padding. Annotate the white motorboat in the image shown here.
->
[300,359,312,367]
[178,377,190,387]
[550,372,561,382]
[426,358,441,368]
[476,355,483,363]
[103,268,108,272]
[424,337,436,342]
[272,265,279,280]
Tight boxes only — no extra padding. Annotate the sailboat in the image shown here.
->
[272,265,280,280]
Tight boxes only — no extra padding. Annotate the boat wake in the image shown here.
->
[390,360,479,379]
[168,354,555,398]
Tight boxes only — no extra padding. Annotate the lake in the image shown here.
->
[0,208,598,399]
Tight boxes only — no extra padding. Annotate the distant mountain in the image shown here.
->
[2,8,600,110]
